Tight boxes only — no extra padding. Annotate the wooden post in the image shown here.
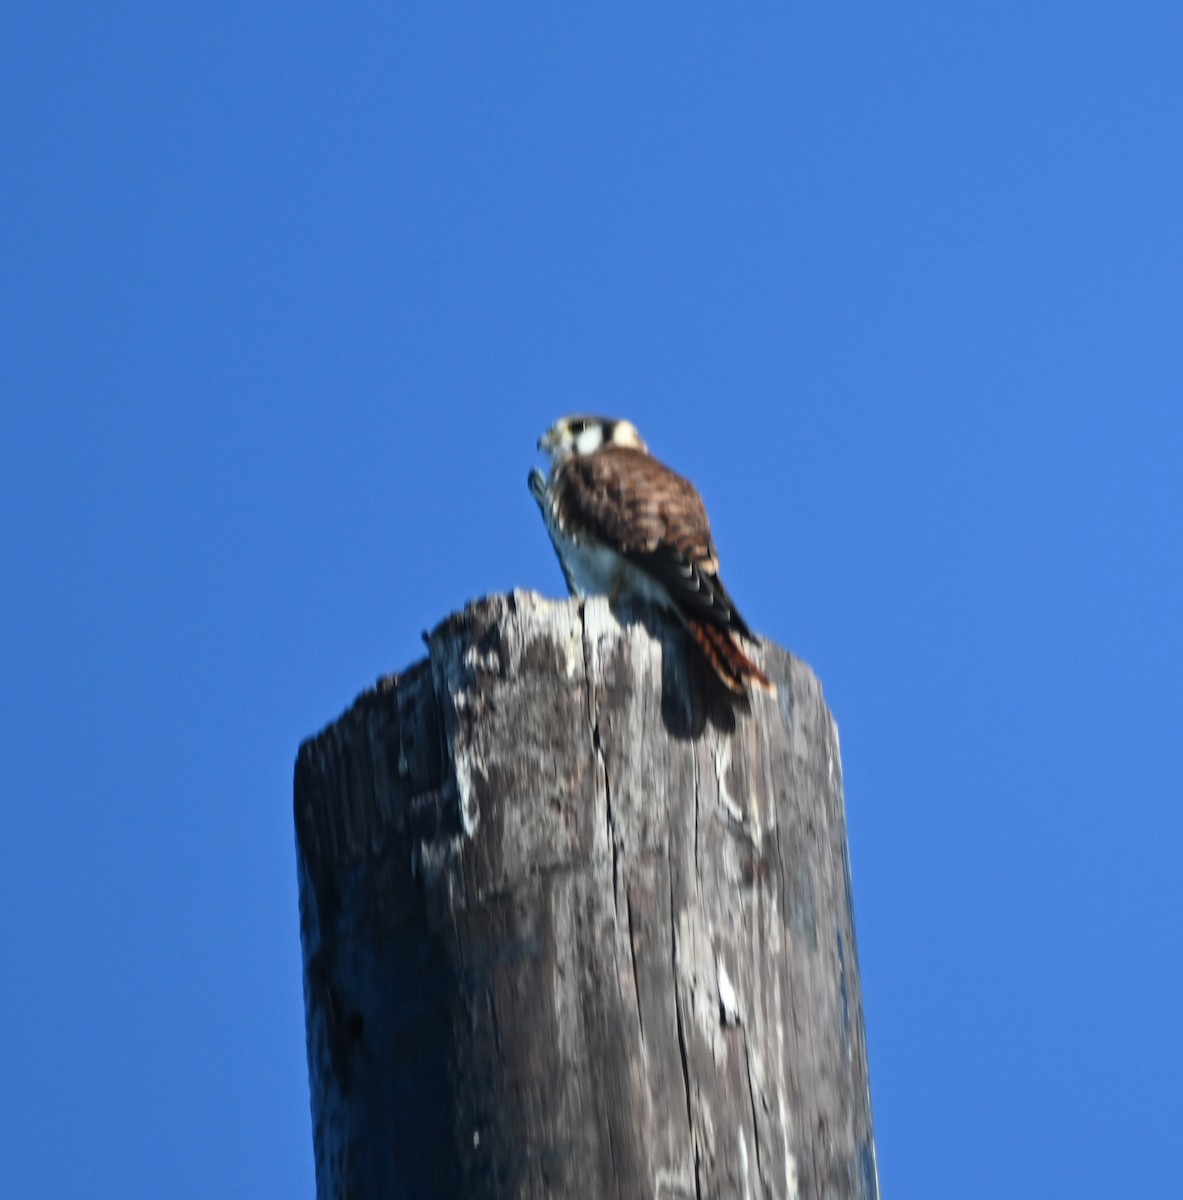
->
[294,591,878,1200]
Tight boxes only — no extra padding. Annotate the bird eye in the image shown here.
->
[570,419,587,434]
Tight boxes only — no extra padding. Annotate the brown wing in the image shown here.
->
[554,445,753,638]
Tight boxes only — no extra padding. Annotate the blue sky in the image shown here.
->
[2,4,1181,1197]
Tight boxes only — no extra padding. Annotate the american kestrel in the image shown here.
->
[529,414,775,695]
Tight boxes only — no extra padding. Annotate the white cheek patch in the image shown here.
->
[573,426,604,455]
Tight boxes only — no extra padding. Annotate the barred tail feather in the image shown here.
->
[684,618,777,697]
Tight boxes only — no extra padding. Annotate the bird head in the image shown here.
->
[537,415,648,463]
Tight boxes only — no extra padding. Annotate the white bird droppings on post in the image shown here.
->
[738,1128,752,1200]
[786,1150,800,1200]
[454,754,479,838]
[717,955,741,1026]
[714,743,745,825]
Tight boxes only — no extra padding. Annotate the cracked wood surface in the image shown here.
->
[294,591,878,1200]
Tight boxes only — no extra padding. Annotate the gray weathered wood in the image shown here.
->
[295,591,878,1199]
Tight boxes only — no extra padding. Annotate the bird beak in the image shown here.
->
[537,427,556,453]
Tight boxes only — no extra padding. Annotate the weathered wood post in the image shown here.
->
[294,591,878,1199]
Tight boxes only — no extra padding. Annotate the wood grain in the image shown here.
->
[294,591,878,1199]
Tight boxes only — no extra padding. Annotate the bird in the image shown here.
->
[528,414,775,696]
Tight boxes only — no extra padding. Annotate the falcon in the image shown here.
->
[528,414,775,696]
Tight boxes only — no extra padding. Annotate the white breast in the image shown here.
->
[557,537,624,597]
[550,522,673,611]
